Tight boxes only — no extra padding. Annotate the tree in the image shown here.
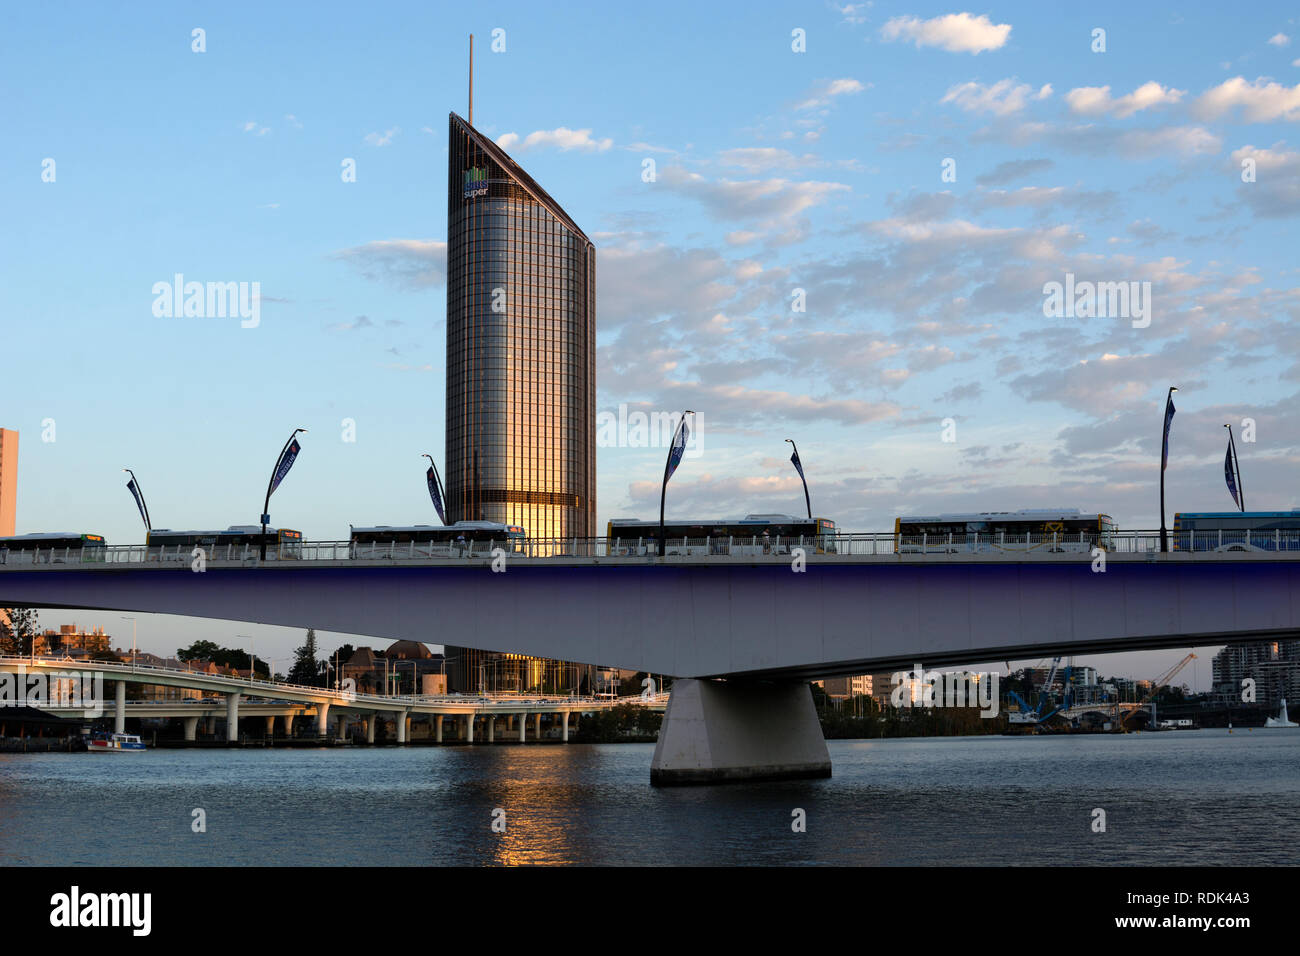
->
[177,640,224,663]
[288,628,323,686]
[1,608,40,656]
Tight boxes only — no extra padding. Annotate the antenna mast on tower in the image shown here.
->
[468,33,474,126]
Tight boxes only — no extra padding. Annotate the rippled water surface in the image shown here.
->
[1,730,1295,865]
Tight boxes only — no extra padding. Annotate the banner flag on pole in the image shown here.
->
[427,466,447,525]
[1161,397,1176,471]
[270,438,300,496]
[790,447,805,481]
[1225,441,1240,508]
[665,417,690,484]
[126,478,149,529]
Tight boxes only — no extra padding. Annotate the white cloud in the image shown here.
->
[496,127,613,152]
[941,78,1051,115]
[717,148,820,172]
[1194,76,1300,122]
[1267,32,1291,47]
[660,167,850,223]
[242,120,269,136]
[334,239,446,288]
[364,126,400,147]
[1065,81,1185,118]
[880,12,1011,54]
[795,77,868,110]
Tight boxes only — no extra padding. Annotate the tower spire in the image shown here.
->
[468,33,474,126]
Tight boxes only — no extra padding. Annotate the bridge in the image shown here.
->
[2,529,1298,783]
[0,656,666,744]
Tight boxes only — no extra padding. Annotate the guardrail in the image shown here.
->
[3,529,1299,568]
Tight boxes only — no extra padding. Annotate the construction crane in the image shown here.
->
[1008,656,1067,727]
[1121,653,1197,728]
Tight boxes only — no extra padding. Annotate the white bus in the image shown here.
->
[894,509,1117,554]
[349,521,526,559]
[606,514,837,556]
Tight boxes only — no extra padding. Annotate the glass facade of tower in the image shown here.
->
[445,112,596,541]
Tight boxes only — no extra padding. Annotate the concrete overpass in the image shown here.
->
[0,656,665,744]
[2,535,1298,783]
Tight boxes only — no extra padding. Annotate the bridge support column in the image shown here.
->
[562,711,569,742]
[265,716,275,737]
[282,714,294,738]
[205,716,216,735]
[518,713,526,743]
[114,681,126,734]
[465,714,474,743]
[435,715,443,743]
[395,710,408,744]
[366,717,375,744]
[183,716,199,741]
[316,702,330,738]
[336,714,349,741]
[533,713,542,738]
[650,679,831,786]
[487,715,494,743]
[225,694,239,743]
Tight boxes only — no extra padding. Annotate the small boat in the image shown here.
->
[88,732,146,753]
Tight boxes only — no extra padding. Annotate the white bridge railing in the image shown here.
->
[2,529,1299,568]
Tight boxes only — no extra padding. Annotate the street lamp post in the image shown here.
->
[261,428,307,560]
[1159,387,1177,553]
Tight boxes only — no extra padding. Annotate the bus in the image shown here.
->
[349,521,527,558]
[0,532,107,564]
[894,510,1117,554]
[606,515,838,556]
[146,526,304,558]
[1174,510,1300,551]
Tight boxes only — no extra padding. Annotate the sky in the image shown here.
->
[3,1,1298,689]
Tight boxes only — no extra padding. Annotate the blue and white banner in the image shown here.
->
[427,465,447,525]
[665,417,690,483]
[1225,441,1240,508]
[270,438,300,496]
[1161,397,1176,471]
[125,478,149,529]
[790,447,805,481]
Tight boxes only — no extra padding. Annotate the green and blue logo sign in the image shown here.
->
[463,166,489,199]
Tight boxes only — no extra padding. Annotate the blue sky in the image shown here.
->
[4,1,1299,687]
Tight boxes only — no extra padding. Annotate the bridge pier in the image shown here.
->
[336,714,348,742]
[365,716,375,744]
[650,679,831,786]
[395,710,408,744]
[315,702,330,738]
[562,711,569,742]
[464,714,473,743]
[435,715,443,743]
[282,714,294,738]
[183,716,199,741]
[518,712,526,743]
[225,694,239,743]
[533,713,542,738]
[264,716,275,738]
[487,715,495,743]
[114,681,126,734]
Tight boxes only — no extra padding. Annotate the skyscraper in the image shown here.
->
[0,428,17,538]
[444,111,596,541]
